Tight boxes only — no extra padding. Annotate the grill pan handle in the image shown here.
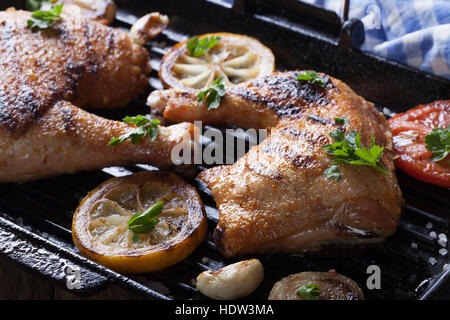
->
[0,216,169,299]
[232,0,364,48]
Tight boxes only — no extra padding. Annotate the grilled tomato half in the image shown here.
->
[72,171,207,273]
[269,270,364,300]
[159,32,275,90]
[389,100,449,188]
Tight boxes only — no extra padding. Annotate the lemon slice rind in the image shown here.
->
[72,171,207,273]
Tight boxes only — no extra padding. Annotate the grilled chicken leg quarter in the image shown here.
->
[148,71,404,257]
[0,10,194,183]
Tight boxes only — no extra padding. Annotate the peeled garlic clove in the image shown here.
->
[196,259,264,300]
[130,12,169,46]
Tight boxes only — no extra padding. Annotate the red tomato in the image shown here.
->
[388,100,449,188]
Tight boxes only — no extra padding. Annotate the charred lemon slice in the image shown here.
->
[159,32,275,90]
[72,171,207,273]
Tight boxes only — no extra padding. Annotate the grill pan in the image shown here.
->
[0,0,449,300]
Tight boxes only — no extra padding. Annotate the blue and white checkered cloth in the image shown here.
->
[301,0,450,79]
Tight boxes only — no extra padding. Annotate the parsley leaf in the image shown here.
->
[108,115,160,146]
[425,126,450,162]
[297,70,327,87]
[26,0,56,11]
[197,76,226,110]
[323,129,388,179]
[297,283,320,300]
[128,201,164,242]
[187,35,221,57]
[122,114,153,127]
[334,116,348,125]
[27,3,63,30]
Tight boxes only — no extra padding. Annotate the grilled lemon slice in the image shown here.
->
[72,171,207,273]
[159,32,275,90]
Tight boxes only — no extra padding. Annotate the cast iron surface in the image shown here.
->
[0,0,449,299]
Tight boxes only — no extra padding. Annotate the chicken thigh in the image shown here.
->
[148,71,403,257]
[0,10,193,182]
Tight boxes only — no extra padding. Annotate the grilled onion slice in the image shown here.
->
[269,271,364,300]
[72,171,207,273]
[159,32,275,90]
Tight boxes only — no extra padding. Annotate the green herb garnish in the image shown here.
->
[425,126,450,162]
[27,3,63,30]
[26,0,56,11]
[297,70,327,87]
[323,129,388,179]
[187,36,221,57]
[334,116,348,125]
[128,201,164,242]
[108,115,160,146]
[297,283,320,300]
[197,76,226,110]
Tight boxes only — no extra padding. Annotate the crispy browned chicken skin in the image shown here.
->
[1,10,150,123]
[0,10,194,182]
[149,71,404,257]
